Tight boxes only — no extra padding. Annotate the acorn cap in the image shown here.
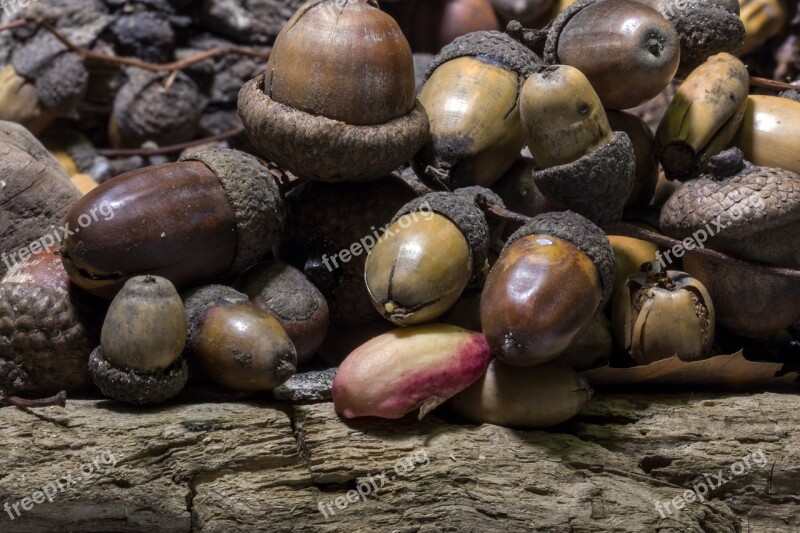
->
[651,0,745,77]
[531,131,635,226]
[393,192,489,279]
[506,211,615,306]
[183,285,250,337]
[89,346,188,406]
[112,68,203,147]
[180,149,285,276]
[0,283,92,397]
[425,30,541,81]
[543,0,597,65]
[660,153,800,266]
[238,74,429,182]
[11,33,88,113]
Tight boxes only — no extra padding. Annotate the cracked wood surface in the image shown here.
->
[0,393,797,532]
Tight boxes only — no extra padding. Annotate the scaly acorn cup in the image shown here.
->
[732,95,800,175]
[0,33,88,134]
[412,30,541,189]
[520,65,634,225]
[481,211,614,366]
[183,285,298,391]
[365,192,490,326]
[543,0,680,110]
[612,267,714,364]
[60,149,285,299]
[638,0,745,76]
[332,324,492,420]
[238,0,428,182]
[660,148,800,337]
[450,360,591,428]
[89,276,189,406]
[656,53,749,182]
[236,260,329,365]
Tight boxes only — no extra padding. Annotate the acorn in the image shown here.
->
[332,324,492,420]
[732,95,800,175]
[60,149,285,299]
[607,111,659,207]
[450,360,591,428]
[481,211,615,366]
[520,65,635,225]
[740,0,793,55]
[0,33,88,134]
[0,248,100,398]
[558,312,612,371]
[656,53,749,182]
[236,261,329,365]
[543,0,680,110]
[660,148,800,337]
[110,67,204,149]
[89,276,189,406]
[413,31,540,189]
[238,0,428,182]
[365,192,490,326]
[183,285,297,391]
[638,0,745,76]
[409,0,502,53]
[492,0,555,26]
[0,121,82,278]
[608,233,660,306]
[492,157,559,220]
[280,176,417,326]
[612,265,714,364]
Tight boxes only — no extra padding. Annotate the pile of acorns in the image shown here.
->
[2,0,800,428]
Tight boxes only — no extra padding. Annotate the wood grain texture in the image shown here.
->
[0,393,797,532]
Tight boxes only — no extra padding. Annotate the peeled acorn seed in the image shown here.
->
[656,53,749,182]
[60,149,284,299]
[184,285,297,391]
[238,0,428,182]
[520,65,635,224]
[450,360,592,428]
[481,211,614,366]
[365,192,489,326]
[236,261,329,365]
[544,0,680,110]
[732,95,800,175]
[412,31,540,189]
[612,267,715,364]
[332,324,492,420]
[89,276,189,406]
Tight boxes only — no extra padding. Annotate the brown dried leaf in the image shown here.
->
[580,352,799,392]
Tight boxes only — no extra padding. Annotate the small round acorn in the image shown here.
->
[183,285,297,391]
[89,276,189,406]
[365,191,490,326]
[481,211,614,366]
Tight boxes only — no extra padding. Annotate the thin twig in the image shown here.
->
[2,18,270,73]
[605,222,800,282]
[1,391,67,408]
[97,126,246,157]
[749,75,798,92]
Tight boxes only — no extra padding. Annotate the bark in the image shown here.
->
[0,392,797,532]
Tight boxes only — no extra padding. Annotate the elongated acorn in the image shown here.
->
[656,53,749,182]
[332,324,492,419]
[451,360,591,428]
[732,95,800,175]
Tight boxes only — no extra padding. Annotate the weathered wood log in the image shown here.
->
[0,393,797,532]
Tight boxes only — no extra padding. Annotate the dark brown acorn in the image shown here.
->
[481,211,614,366]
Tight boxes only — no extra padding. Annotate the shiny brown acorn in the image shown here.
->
[60,149,284,299]
[481,211,614,366]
